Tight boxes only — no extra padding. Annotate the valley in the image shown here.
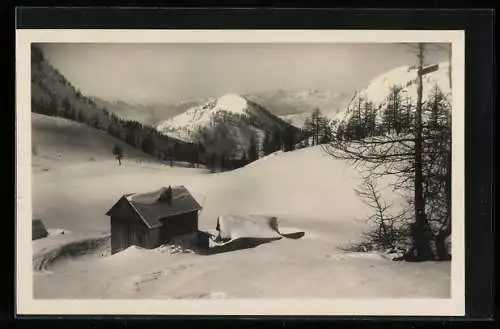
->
[32,129,450,299]
[27,43,453,300]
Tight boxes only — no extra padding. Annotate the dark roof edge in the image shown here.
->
[154,208,202,226]
[105,195,155,229]
[125,196,155,229]
[106,190,203,229]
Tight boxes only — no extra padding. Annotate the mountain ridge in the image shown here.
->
[156,93,299,158]
[90,88,353,131]
[336,62,452,125]
[91,97,205,127]
[31,44,203,165]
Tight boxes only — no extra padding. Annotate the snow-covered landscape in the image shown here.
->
[27,42,453,301]
[31,114,450,299]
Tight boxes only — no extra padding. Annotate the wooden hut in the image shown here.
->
[32,218,49,240]
[105,186,204,254]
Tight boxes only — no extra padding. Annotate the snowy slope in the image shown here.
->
[334,62,452,123]
[31,113,158,170]
[32,145,450,299]
[31,45,198,165]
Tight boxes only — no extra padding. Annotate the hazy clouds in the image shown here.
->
[39,43,449,105]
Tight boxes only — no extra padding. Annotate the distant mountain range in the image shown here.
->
[245,89,353,127]
[91,89,354,130]
[32,43,451,165]
[245,89,353,116]
[91,98,205,127]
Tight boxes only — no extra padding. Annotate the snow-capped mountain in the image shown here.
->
[336,62,452,124]
[156,93,297,157]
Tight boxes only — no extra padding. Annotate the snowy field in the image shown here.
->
[31,114,450,299]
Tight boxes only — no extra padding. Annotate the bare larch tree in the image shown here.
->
[323,42,452,261]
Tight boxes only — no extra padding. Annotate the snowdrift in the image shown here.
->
[194,145,401,231]
[33,233,111,272]
[215,215,300,241]
[127,187,170,205]
[101,245,152,263]
[204,215,305,255]
[127,186,193,205]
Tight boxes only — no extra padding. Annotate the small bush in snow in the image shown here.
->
[346,176,412,254]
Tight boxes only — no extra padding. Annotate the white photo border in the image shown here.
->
[15,29,465,316]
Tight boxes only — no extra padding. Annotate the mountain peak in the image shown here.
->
[215,93,248,115]
[334,61,452,124]
[156,93,295,158]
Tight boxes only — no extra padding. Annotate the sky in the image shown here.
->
[38,43,449,105]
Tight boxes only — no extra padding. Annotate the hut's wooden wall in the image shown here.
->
[111,215,149,254]
[158,211,198,244]
[110,211,199,254]
[144,228,160,249]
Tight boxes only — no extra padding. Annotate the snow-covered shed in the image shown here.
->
[32,218,49,240]
[105,186,203,254]
[215,215,282,241]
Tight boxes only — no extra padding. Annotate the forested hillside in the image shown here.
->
[31,44,204,166]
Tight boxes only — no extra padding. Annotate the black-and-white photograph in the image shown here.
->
[16,29,465,315]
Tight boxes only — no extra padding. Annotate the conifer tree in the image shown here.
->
[141,133,155,156]
[112,144,123,166]
[248,136,259,162]
[262,131,274,155]
[325,43,451,261]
